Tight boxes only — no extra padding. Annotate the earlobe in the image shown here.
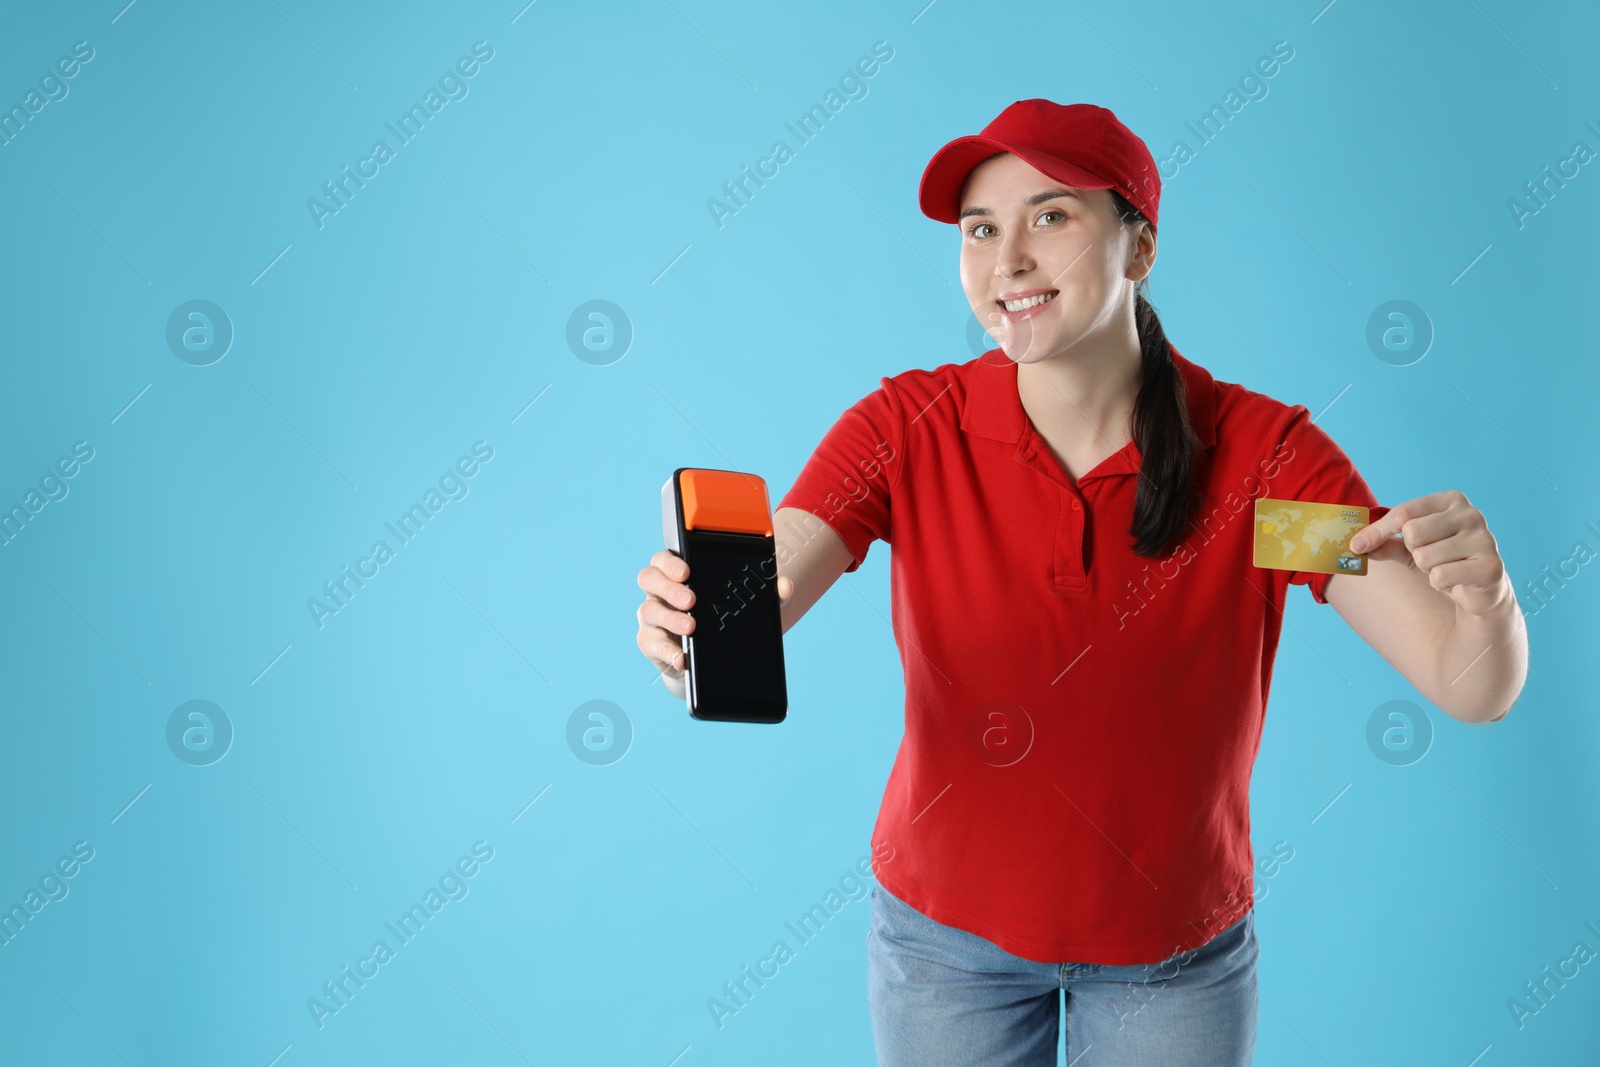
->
[1133,247,1157,283]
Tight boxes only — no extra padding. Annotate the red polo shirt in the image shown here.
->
[777,344,1388,965]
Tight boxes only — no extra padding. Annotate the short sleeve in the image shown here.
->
[776,376,907,573]
[1273,405,1388,605]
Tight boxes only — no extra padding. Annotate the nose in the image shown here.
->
[993,229,1035,283]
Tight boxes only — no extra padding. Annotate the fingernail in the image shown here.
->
[1351,536,1367,552]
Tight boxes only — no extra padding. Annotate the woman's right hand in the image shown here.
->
[636,548,792,697]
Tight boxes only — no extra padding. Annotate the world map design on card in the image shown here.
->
[1252,497,1370,577]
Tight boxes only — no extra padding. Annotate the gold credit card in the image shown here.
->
[1252,497,1370,577]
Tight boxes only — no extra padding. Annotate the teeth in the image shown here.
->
[1002,292,1055,312]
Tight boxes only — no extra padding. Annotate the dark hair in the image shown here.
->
[1107,189,1204,558]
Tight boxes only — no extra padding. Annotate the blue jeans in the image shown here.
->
[866,882,1258,1066]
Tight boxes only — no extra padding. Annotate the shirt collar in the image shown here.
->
[960,342,1217,460]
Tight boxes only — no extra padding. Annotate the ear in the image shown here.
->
[1127,223,1157,283]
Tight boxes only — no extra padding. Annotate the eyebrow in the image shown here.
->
[958,188,1082,221]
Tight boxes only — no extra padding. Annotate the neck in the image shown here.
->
[1015,318,1145,449]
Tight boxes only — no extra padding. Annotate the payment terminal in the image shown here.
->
[661,467,788,724]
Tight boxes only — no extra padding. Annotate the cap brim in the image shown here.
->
[918,136,1116,224]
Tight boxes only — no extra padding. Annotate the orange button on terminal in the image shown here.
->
[680,469,773,536]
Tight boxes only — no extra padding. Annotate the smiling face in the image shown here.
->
[957,152,1155,364]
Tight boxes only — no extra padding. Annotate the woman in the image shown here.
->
[635,99,1525,1066]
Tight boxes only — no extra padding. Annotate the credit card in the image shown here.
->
[1252,497,1370,577]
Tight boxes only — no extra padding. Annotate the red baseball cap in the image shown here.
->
[918,100,1161,233]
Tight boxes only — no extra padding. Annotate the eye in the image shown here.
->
[965,209,1068,240]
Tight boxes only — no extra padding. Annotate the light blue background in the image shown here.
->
[1,0,1596,1063]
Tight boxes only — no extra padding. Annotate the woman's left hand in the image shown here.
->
[1348,491,1512,617]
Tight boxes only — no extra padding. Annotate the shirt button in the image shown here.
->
[1071,499,1081,511]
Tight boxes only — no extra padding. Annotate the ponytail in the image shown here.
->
[1110,191,1204,558]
